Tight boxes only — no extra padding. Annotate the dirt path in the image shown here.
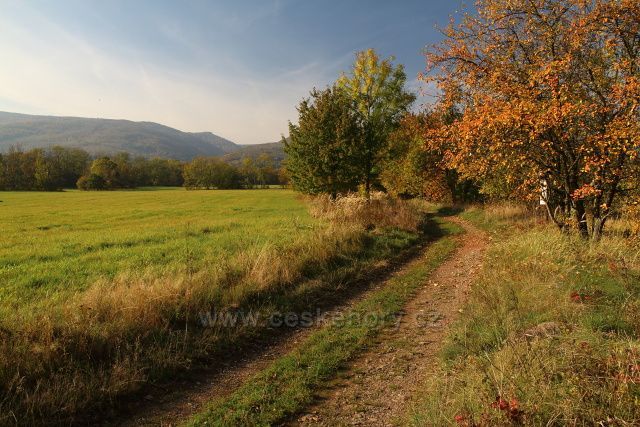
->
[290,217,488,426]
[111,217,486,427]
[108,235,435,427]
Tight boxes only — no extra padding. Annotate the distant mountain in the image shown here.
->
[222,141,285,168]
[0,111,241,160]
[190,131,239,154]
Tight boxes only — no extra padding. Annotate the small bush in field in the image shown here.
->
[76,173,106,190]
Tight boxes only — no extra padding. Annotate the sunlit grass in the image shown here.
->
[188,218,460,427]
[0,188,318,313]
[0,188,429,425]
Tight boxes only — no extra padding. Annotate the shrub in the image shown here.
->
[76,173,106,190]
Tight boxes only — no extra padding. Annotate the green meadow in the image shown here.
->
[0,188,318,313]
[1,188,427,424]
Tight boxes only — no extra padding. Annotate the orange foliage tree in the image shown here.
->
[425,0,640,239]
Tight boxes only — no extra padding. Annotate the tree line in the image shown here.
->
[284,49,478,202]
[284,0,639,239]
[182,153,281,190]
[0,146,286,191]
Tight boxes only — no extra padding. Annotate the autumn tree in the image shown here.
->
[277,165,290,188]
[338,49,415,197]
[381,113,449,200]
[285,86,362,197]
[425,0,640,239]
[76,173,106,190]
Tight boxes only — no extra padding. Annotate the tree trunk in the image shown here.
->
[574,199,589,238]
[364,177,371,201]
[545,203,565,231]
[592,216,606,241]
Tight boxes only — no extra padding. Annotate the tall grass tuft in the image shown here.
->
[308,192,423,231]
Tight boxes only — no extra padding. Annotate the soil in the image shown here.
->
[289,217,488,426]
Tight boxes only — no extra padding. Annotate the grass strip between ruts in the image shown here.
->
[187,219,462,426]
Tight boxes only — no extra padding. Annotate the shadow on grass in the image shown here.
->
[435,205,465,217]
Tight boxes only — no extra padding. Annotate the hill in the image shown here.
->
[222,141,285,167]
[0,111,240,160]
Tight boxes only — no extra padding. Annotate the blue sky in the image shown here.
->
[0,0,468,144]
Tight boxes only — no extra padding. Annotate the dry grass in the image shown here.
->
[466,201,640,240]
[608,204,640,239]
[1,226,363,423]
[408,204,640,425]
[186,232,461,427]
[308,192,424,231]
[0,194,425,425]
[483,202,530,220]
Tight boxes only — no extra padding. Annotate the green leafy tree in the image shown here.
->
[284,85,362,197]
[49,146,90,188]
[90,157,120,189]
[240,157,257,189]
[112,153,138,188]
[1,147,26,190]
[337,49,415,197]
[34,149,62,191]
[381,114,446,199]
[255,153,276,188]
[0,154,5,190]
[0,146,90,191]
[382,110,481,203]
[146,158,184,186]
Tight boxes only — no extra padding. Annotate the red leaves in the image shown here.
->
[491,396,524,422]
[454,396,526,425]
[490,397,509,411]
[570,290,592,303]
[454,414,468,425]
